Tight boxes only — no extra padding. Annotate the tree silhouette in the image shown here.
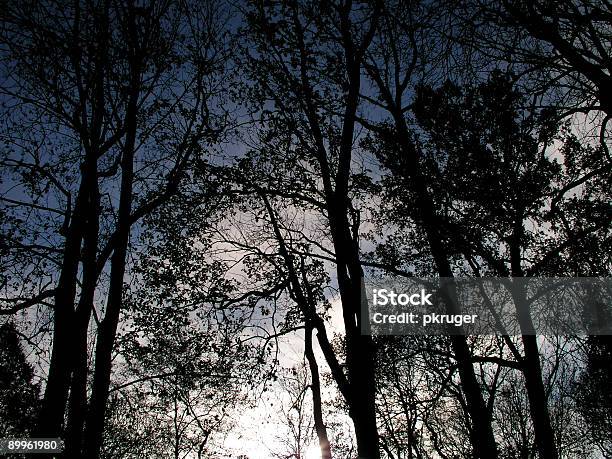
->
[0,322,40,437]
[0,1,609,458]
[1,0,229,455]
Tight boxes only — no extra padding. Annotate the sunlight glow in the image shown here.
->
[303,445,321,459]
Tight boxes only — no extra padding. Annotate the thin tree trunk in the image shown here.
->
[64,180,99,456]
[326,42,380,458]
[363,47,499,454]
[305,322,332,459]
[325,208,379,458]
[521,334,558,459]
[82,146,134,458]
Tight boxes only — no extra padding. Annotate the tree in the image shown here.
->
[374,70,610,458]
[106,186,259,458]
[410,73,563,458]
[444,0,612,163]
[239,1,382,457]
[436,0,610,118]
[0,321,40,437]
[574,336,612,457]
[0,0,230,455]
[1,1,609,457]
[499,0,612,118]
[374,335,474,459]
[359,3,500,455]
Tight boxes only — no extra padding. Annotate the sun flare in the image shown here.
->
[303,445,322,459]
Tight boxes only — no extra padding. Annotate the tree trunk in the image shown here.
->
[510,232,558,459]
[35,184,86,438]
[363,38,499,458]
[305,322,332,459]
[275,3,382,453]
[263,192,379,458]
[521,334,558,459]
[37,0,109,445]
[82,152,133,458]
[347,333,379,459]
[333,225,380,459]
[65,159,99,457]
[391,118,499,459]
[83,35,140,455]
[65,9,107,449]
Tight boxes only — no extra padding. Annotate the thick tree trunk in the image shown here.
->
[341,282,378,459]
[333,223,380,459]
[347,333,379,459]
[36,175,91,438]
[37,277,75,439]
[82,162,133,458]
[65,311,92,457]
[510,233,558,459]
[521,334,558,459]
[65,162,99,457]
